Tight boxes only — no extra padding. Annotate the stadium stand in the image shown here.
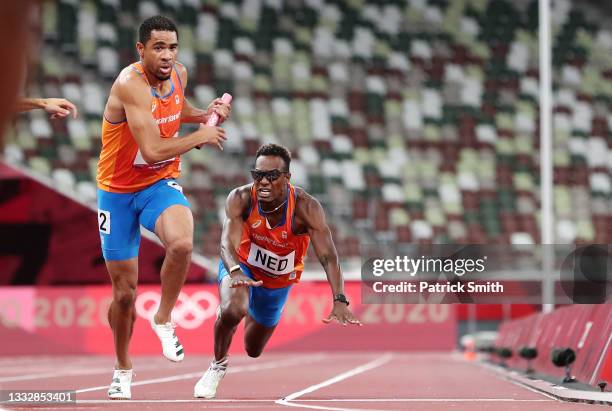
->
[2,0,611,264]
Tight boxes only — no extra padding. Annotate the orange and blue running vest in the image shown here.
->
[237,184,311,289]
[97,62,184,193]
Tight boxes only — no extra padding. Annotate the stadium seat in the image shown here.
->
[7,0,611,259]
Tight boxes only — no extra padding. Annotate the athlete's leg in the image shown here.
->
[153,204,193,324]
[194,267,249,398]
[106,258,138,370]
[242,281,292,357]
[214,273,250,360]
[196,263,284,399]
[243,316,276,358]
[98,188,141,372]
[137,180,191,362]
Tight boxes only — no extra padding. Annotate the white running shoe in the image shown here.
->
[150,318,184,362]
[194,359,228,399]
[107,369,132,400]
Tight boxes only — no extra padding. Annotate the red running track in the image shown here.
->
[0,353,602,410]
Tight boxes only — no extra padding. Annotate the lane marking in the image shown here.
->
[590,330,612,385]
[0,357,256,383]
[299,399,551,402]
[74,398,552,404]
[276,354,393,411]
[77,399,275,403]
[278,403,385,411]
[0,358,268,383]
[481,362,558,401]
[0,363,169,383]
[76,355,325,394]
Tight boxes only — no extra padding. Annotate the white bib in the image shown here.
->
[133,132,178,168]
[133,151,176,168]
[246,243,295,276]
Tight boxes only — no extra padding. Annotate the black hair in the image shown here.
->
[139,15,179,45]
[255,143,292,172]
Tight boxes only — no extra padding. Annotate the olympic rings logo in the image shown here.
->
[135,290,219,329]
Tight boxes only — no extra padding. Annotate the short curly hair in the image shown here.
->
[255,143,292,172]
[139,15,179,45]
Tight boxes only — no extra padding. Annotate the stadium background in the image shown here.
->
[0,0,611,396]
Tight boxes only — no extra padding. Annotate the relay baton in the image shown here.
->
[196,92,232,149]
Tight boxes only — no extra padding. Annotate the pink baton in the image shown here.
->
[196,93,232,149]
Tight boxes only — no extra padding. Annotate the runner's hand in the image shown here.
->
[229,271,263,288]
[323,302,362,326]
[195,124,227,150]
[204,98,231,125]
[43,98,78,119]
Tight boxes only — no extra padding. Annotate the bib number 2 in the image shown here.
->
[98,210,111,234]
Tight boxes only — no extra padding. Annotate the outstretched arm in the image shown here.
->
[220,187,262,288]
[17,97,78,119]
[300,194,362,326]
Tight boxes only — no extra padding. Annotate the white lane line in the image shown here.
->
[0,363,168,383]
[300,399,551,402]
[0,358,105,367]
[502,376,559,401]
[480,362,558,401]
[276,354,393,411]
[76,355,325,394]
[281,354,392,402]
[278,402,385,411]
[77,399,275,403]
[0,358,256,383]
[0,368,110,383]
[590,331,612,385]
[0,356,263,382]
[6,397,553,406]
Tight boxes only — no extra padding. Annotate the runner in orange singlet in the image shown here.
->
[194,143,362,399]
[97,16,231,400]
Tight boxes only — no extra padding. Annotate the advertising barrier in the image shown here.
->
[0,282,457,355]
[495,305,612,387]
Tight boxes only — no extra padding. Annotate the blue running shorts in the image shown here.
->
[97,179,190,261]
[218,260,292,327]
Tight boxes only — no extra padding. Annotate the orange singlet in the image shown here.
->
[237,184,311,289]
[97,62,184,193]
